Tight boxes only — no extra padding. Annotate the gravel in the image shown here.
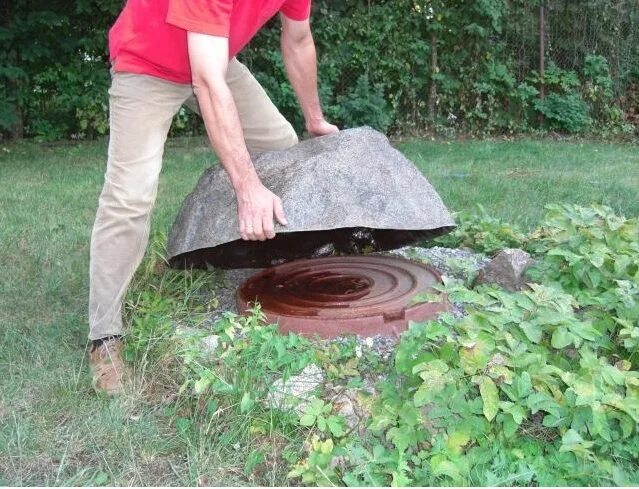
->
[386,245,490,280]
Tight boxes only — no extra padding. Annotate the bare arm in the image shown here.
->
[188,32,287,241]
[280,15,338,137]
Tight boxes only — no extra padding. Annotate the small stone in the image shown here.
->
[200,334,219,353]
[388,245,489,282]
[475,248,533,291]
[266,364,324,413]
[173,327,220,357]
[331,388,365,430]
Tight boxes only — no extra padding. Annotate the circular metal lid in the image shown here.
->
[236,255,447,338]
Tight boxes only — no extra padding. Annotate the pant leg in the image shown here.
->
[184,58,299,154]
[88,73,192,340]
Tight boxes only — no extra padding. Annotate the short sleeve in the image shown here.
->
[166,0,233,37]
[280,0,311,21]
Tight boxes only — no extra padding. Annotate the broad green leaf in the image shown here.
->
[319,438,334,454]
[601,365,625,386]
[413,358,449,376]
[326,415,345,437]
[501,402,526,424]
[299,413,316,426]
[459,336,494,374]
[206,399,219,415]
[413,361,449,407]
[244,449,265,475]
[430,455,462,482]
[369,410,395,432]
[519,321,542,343]
[398,404,420,426]
[91,471,109,486]
[414,385,434,407]
[604,396,639,423]
[560,429,595,454]
[501,414,518,437]
[391,470,411,487]
[516,372,533,398]
[542,414,564,427]
[479,376,499,421]
[591,403,612,442]
[447,430,470,455]
[561,428,583,445]
[527,391,562,418]
[572,380,597,405]
[193,377,211,395]
[551,326,573,348]
[240,392,253,413]
[488,362,514,384]
[388,424,419,452]
[307,398,326,416]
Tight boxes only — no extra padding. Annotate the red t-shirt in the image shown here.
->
[109,0,311,84]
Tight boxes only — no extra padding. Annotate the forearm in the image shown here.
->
[188,32,257,191]
[187,31,286,242]
[281,31,324,130]
[192,78,258,190]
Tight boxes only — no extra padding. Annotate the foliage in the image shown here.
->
[534,93,592,134]
[332,74,393,133]
[583,55,614,117]
[283,204,639,486]
[528,205,639,358]
[0,0,119,140]
[2,0,638,139]
[4,137,639,485]
[431,205,527,254]
[122,205,639,486]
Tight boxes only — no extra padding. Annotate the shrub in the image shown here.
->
[534,93,591,133]
[528,204,639,358]
[332,74,393,132]
[126,206,639,486]
[431,205,527,254]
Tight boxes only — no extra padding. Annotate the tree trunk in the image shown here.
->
[427,32,438,124]
[539,4,545,100]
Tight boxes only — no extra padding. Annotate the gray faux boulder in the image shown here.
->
[475,248,534,291]
[168,127,455,268]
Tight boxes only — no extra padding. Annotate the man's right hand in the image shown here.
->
[235,173,288,241]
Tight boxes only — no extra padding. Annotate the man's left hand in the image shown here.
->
[307,119,339,138]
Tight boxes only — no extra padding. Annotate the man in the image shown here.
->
[88,0,338,395]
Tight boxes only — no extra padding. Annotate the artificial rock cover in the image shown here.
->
[167,127,455,268]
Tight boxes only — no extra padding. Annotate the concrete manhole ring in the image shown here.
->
[236,255,448,338]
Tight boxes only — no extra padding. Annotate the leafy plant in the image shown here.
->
[534,93,591,133]
[299,398,347,437]
[333,74,393,132]
[123,206,639,487]
[431,204,526,254]
[528,204,639,359]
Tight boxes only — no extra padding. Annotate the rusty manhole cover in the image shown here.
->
[236,255,447,338]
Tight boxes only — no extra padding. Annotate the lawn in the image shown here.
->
[1,136,638,485]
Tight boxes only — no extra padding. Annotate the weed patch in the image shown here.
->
[121,204,639,486]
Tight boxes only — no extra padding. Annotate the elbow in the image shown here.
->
[281,31,313,54]
[191,70,226,102]
[191,71,211,96]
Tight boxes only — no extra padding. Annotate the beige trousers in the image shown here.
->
[89,58,298,340]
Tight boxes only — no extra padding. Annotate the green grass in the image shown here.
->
[401,138,639,229]
[1,136,638,485]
